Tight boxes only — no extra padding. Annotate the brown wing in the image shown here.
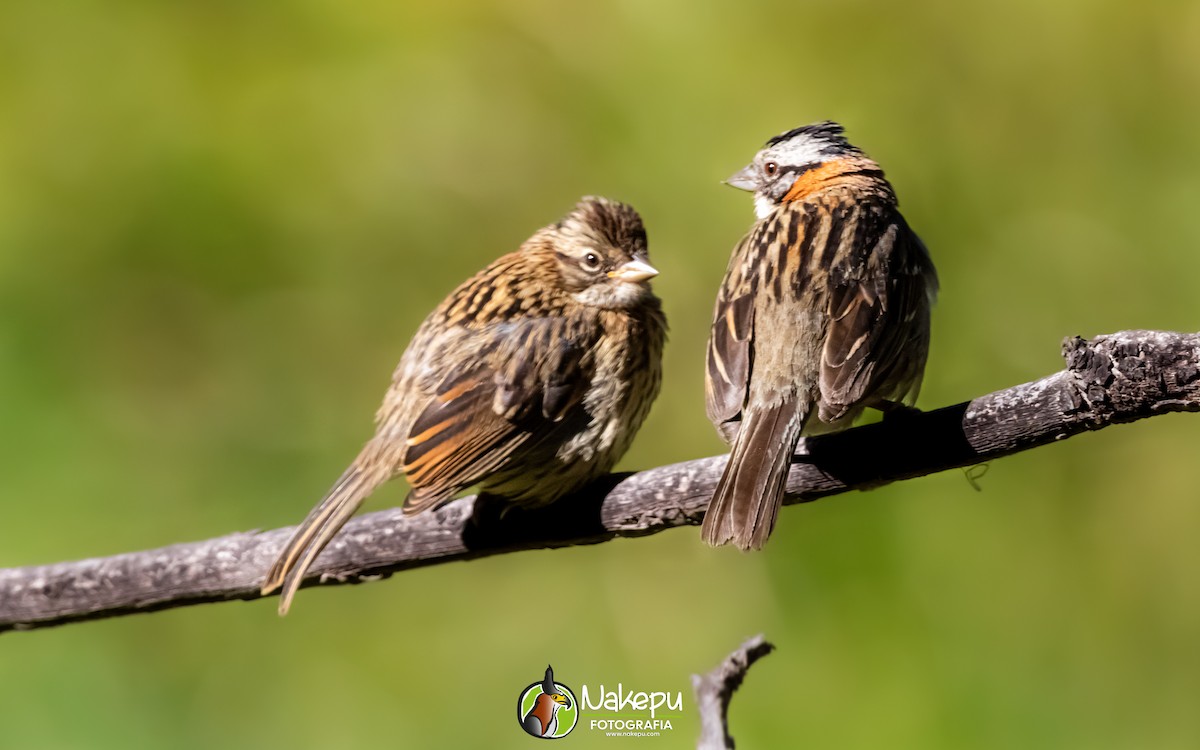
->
[819,206,936,420]
[704,285,755,434]
[401,316,593,512]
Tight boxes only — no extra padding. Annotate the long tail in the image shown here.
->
[261,452,388,615]
[701,398,806,550]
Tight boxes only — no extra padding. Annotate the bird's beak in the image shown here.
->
[724,164,759,192]
[551,694,569,706]
[608,258,658,283]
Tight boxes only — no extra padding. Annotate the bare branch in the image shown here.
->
[1,330,1197,633]
[692,635,776,749]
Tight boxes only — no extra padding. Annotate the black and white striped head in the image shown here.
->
[727,121,865,219]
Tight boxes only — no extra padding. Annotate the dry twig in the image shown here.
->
[692,634,776,749]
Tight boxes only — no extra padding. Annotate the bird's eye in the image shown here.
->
[581,252,602,271]
[764,161,778,176]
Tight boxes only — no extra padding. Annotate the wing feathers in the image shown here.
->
[400,316,594,511]
[704,291,755,432]
[820,211,933,420]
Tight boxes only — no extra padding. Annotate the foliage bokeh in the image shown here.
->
[2,0,1199,747]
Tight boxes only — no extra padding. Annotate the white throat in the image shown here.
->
[753,193,776,220]
[572,281,651,310]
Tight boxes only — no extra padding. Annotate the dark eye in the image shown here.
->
[764,161,778,176]
[581,252,602,271]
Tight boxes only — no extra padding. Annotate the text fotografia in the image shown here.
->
[589,719,672,732]
[579,683,683,730]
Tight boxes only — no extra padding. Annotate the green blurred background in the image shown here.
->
[2,0,1199,747]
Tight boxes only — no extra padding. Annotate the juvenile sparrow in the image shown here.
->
[263,196,666,613]
[703,122,937,550]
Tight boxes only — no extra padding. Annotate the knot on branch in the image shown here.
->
[1063,331,1200,425]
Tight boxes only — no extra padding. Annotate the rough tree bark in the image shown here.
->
[1,330,1197,633]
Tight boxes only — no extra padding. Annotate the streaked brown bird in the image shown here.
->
[703,122,938,550]
[262,196,666,614]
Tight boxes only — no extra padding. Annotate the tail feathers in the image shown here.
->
[702,399,806,550]
[261,459,387,615]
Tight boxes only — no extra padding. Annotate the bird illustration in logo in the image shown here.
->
[521,665,573,738]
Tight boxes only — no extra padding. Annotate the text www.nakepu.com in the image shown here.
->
[605,731,661,737]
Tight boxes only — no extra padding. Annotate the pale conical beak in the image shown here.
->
[725,164,759,192]
[608,258,658,283]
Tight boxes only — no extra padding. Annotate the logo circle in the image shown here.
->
[517,680,579,739]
